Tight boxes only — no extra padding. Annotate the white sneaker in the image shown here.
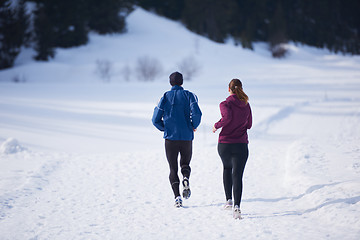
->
[223,199,233,210]
[174,196,183,208]
[182,177,191,199]
[233,205,242,219]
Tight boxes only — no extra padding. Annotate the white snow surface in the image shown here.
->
[1,7,360,240]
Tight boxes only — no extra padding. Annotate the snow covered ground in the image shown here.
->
[1,7,360,240]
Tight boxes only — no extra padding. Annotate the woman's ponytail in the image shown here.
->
[229,79,248,104]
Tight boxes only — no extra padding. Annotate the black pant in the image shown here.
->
[218,143,248,206]
[165,139,192,198]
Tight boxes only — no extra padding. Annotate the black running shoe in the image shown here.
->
[182,177,191,199]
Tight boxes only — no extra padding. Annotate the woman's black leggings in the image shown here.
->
[165,139,192,198]
[218,143,248,206]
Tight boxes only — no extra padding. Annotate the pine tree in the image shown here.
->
[137,0,184,20]
[54,0,88,48]
[32,0,89,60]
[182,0,237,43]
[86,0,134,34]
[229,0,268,49]
[41,0,88,48]
[31,0,134,60]
[0,0,29,69]
[17,0,31,47]
[33,2,55,60]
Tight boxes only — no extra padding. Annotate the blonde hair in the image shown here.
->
[229,79,248,104]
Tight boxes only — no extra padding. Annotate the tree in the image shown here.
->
[0,0,29,69]
[137,0,360,55]
[32,2,55,60]
[182,0,237,43]
[31,0,134,60]
[231,0,268,49]
[86,0,134,34]
[17,0,31,46]
[32,0,88,49]
[137,0,184,20]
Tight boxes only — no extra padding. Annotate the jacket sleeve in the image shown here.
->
[247,103,252,129]
[214,101,232,129]
[152,96,165,131]
[189,93,202,129]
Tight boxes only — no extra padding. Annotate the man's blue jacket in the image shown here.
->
[152,85,202,141]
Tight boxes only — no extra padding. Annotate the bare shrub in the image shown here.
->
[121,64,131,81]
[135,56,163,81]
[95,59,113,82]
[270,44,288,58]
[178,55,201,81]
[12,73,26,83]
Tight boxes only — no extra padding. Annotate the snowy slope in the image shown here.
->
[1,7,360,240]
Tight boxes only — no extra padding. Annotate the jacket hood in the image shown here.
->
[226,94,247,108]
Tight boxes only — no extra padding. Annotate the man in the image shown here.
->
[152,71,202,208]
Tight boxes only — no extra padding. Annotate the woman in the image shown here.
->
[212,79,252,219]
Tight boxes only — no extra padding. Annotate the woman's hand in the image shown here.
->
[212,126,217,133]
